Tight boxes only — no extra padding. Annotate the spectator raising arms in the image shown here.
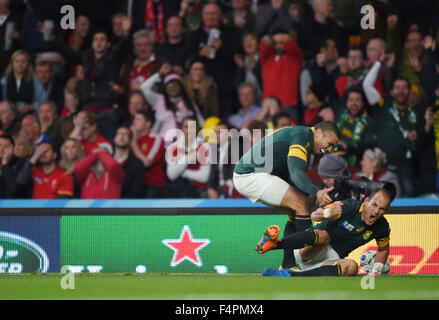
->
[130,110,166,198]
[74,148,125,199]
[140,63,204,145]
[259,29,303,122]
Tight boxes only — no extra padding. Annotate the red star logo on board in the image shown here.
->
[162,225,210,267]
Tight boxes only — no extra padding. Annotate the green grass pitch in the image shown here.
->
[0,273,438,300]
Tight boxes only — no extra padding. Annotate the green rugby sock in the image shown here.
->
[276,230,319,250]
[281,220,296,269]
[288,264,341,277]
[295,215,313,232]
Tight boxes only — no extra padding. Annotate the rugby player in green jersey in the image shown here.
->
[233,121,340,269]
[257,188,392,277]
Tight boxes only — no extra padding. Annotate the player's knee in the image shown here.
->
[341,260,358,276]
[315,230,330,246]
[282,188,310,215]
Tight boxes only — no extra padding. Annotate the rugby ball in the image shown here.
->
[360,250,391,274]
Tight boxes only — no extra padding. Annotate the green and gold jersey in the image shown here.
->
[314,199,391,258]
[234,125,320,197]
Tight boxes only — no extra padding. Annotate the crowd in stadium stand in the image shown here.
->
[0,0,438,200]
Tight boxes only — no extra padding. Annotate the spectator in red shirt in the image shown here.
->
[120,29,165,99]
[130,110,166,198]
[17,141,74,199]
[74,148,125,199]
[334,47,384,99]
[69,111,113,156]
[259,29,303,122]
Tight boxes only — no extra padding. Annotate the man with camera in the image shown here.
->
[256,188,392,277]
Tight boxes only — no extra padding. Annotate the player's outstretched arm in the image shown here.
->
[311,201,343,222]
[371,244,390,277]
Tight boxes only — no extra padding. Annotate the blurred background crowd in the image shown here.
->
[0,0,438,200]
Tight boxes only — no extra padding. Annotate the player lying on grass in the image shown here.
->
[256,188,392,277]
[233,121,340,270]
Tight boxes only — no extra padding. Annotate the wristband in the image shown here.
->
[323,208,331,218]
[372,262,384,274]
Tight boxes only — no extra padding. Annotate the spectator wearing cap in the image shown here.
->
[315,153,352,204]
[354,147,401,198]
[140,63,204,145]
[17,141,74,199]
[0,134,26,198]
[0,100,20,137]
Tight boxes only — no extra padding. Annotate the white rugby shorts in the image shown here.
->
[294,244,341,271]
[233,172,290,206]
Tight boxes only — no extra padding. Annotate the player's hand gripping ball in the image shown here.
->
[360,250,391,274]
